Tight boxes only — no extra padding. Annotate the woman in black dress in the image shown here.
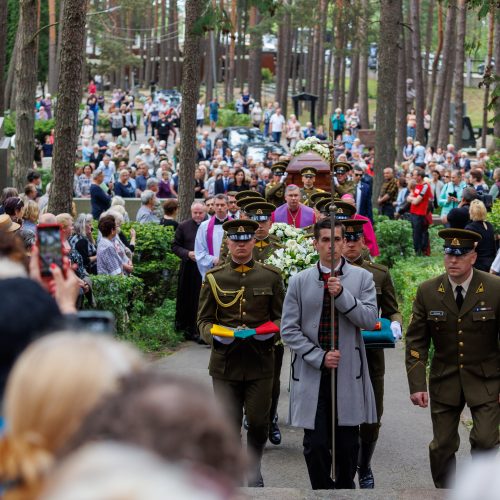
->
[465,199,497,272]
[227,168,250,193]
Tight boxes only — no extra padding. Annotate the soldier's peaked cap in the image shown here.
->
[234,190,263,201]
[223,219,259,241]
[333,162,351,175]
[438,228,481,256]
[245,201,276,221]
[310,192,330,205]
[300,166,318,176]
[343,218,368,240]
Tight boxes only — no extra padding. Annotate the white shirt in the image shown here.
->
[196,104,205,120]
[194,218,225,280]
[448,271,474,300]
[269,113,285,133]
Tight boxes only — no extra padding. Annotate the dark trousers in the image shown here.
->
[269,343,284,422]
[303,372,359,489]
[381,204,395,220]
[272,132,282,143]
[212,377,273,456]
[429,394,499,488]
[360,348,385,443]
[410,213,429,255]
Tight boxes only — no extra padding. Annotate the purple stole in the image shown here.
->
[207,215,232,255]
[272,204,315,228]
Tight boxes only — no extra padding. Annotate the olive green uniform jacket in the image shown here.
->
[265,182,285,207]
[406,269,500,407]
[197,259,285,381]
[219,233,283,264]
[300,187,324,206]
[336,180,356,198]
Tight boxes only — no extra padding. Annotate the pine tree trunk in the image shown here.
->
[410,0,425,142]
[404,4,413,85]
[396,22,407,163]
[310,19,320,97]
[423,0,434,98]
[48,0,57,94]
[291,29,299,95]
[280,13,293,112]
[227,0,237,102]
[339,48,346,111]
[429,0,456,149]
[236,6,246,91]
[317,0,328,121]
[453,0,466,149]
[178,0,205,222]
[347,45,359,109]
[426,2,443,116]
[494,9,500,142]
[55,0,65,91]
[248,7,262,103]
[373,0,401,206]
[144,3,153,88]
[4,30,19,111]
[332,0,343,111]
[48,0,89,215]
[166,0,176,88]
[13,0,39,191]
[358,0,369,128]
[481,11,494,148]
[0,0,7,114]
[159,0,167,87]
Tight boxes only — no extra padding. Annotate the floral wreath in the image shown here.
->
[292,136,331,163]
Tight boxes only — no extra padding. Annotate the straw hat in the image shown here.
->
[0,214,20,232]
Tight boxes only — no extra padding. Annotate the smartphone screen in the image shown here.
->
[37,224,64,277]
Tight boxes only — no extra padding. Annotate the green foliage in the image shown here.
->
[126,299,183,352]
[224,101,236,111]
[121,223,180,307]
[375,219,414,267]
[88,275,145,335]
[38,168,52,192]
[3,115,55,143]
[261,67,273,84]
[97,114,111,133]
[488,200,500,234]
[486,152,500,172]
[218,109,252,127]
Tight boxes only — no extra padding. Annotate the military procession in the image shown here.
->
[192,144,500,491]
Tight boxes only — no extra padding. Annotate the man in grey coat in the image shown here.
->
[281,218,378,489]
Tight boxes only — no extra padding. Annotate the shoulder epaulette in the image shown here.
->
[258,262,282,275]
[365,260,388,273]
[206,263,227,275]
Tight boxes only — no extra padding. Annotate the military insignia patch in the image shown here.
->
[476,283,484,293]
[451,238,460,246]
[437,282,445,293]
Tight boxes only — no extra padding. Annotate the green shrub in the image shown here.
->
[89,275,145,335]
[38,168,53,193]
[485,152,500,173]
[121,223,180,307]
[261,67,273,84]
[218,108,252,127]
[375,218,414,267]
[126,299,183,352]
[224,101,236,111]
[3,115,15,136]
[97,113,111,132]
[488,199,500,234]
[3,114,55,143]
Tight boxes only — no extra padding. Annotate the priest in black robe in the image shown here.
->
[172,201,208,342]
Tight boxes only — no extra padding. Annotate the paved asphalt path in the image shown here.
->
[157,342,471,491]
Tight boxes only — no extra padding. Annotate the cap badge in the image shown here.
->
[451,238,460,246]
[237,226,245,233]
[337,208,343,213]
[256,209,263,215]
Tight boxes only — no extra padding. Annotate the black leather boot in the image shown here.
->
[358,440,376,489]
[268,413,281,445]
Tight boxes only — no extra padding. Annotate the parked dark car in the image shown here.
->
[215,127,271,154]
[245,142,287,163]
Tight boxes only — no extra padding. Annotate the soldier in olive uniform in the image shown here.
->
[235,190,263,204]
[342,219,403,489]
[198,219,285,487]
[334,162,356,198]
[406,228,500,489]
[300,167,324,206]
[265,163,287,207]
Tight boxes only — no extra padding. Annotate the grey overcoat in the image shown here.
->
[281,259,378,429]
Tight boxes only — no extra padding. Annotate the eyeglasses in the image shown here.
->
[354,173,362,177]
[444,175,450,178]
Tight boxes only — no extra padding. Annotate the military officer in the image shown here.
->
[342,218,403,489]
[300,167,324,206]
[265,163,287,207]
[235,190,263,204]
[310,192,331,210]
[334,162,355,198]
[406,228,500,488]
[315,199,356,222]
[198,219,285,487]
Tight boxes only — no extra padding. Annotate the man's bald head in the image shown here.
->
[39,213,57,224]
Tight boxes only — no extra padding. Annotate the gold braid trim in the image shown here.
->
[206,274,245,308]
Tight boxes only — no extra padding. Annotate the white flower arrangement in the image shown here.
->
[292,136,331,162]
[267,223,319,285]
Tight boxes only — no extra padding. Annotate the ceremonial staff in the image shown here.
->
[328,142,337,483]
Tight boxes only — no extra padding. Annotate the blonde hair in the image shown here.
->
[23,200,39,223]
[0,333,143,495]
[55,213,72,228]
[469,199,487,222]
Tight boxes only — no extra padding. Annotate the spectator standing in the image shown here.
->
[489,168,500,200]
[406,108,417,139]
[469,169,489,195]
[110,108,124,138]
[90,171,112,220]
[429,170,444,211]
[41,135,53,159]
[97,215,123,275]
[159,199,179,230]
[394,177,410,218]
[114,169,136,198]
[251,102,263,128]
[80,118,93,144]
[194,167,207,199]
[136,190,160,224]
[402,137,415,165]
[413,141,426,168]
[407,168,432,256]
[228,168,250,193]
[464,200,497,272]
[125,108,138,143]
[263,102,273,137]
[439,170,466,223]
[377,168,399,219]
[353,166,373,222]
[456,151,471,172]
[158,171,175,199]
[196,99,205,130]
[97,155,116,185]
[270,108,285,144]
[77,165,93,198]
[209,97,220,132]
[447,187,478,229]
[22,200,39,234]
[70,213,97,275]
[331,108,346,137]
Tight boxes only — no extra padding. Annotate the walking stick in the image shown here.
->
[328,143,337,483]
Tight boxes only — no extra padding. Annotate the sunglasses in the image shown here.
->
[354,173,362,177]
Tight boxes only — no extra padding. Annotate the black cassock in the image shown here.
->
[172,218,203,338]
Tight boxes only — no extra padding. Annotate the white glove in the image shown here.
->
[390,321,402,340]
